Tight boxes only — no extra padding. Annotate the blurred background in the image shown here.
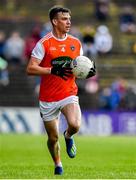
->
[0,0,136,136]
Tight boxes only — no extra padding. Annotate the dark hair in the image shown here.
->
[49,6,71,22]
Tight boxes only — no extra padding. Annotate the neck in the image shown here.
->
[52,29,66,39]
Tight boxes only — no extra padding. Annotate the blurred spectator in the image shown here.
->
[99,86,120,110]
[98,78,136,111]
[70,26,82,40]
[0,31,6,59]
[111,77,128,99]
[82,26,97,58]
[123,87,136,110]
[0,57,9,86]
[99,87,112,110]
[110,86,121,110]
[85,75,99,94]
[24,26,41,62]
[94,25,113,54]
[24,26,41,95]
[4,31,25,65]
[119,5,136,34]
[40,22,52,37]
[94,0,110,22]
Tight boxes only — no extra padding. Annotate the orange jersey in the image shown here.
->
[31,32,83,102]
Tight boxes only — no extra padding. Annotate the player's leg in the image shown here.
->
[43,119,63,175]
[61,103,81,136]
[61,102,81,158]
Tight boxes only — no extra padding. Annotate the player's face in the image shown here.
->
[54,12,71,33]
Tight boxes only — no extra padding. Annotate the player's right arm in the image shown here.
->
[26,41,51,76]
[26,41,72,79]
[26,57,51,75]
[26,57,72,80]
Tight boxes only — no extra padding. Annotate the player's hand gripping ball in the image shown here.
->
[71,55,96,79]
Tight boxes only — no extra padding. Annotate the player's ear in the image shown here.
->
[52,19,57,26]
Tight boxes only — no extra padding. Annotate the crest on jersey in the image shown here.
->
[70,45,75,51]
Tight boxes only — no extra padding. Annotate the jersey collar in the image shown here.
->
[51,31,67,41]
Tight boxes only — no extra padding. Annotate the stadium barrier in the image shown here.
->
[0,107,136,135]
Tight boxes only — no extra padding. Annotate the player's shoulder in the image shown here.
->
[39,32,53,44]
[68,34,80,41]
[67,34,81,43]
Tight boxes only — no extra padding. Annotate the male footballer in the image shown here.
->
[26,6,95,175]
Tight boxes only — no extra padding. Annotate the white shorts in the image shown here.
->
[39,95,79,121]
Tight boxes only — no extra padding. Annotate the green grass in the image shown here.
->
[0,134,136,179]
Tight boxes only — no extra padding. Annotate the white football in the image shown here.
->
[71,56,94,79]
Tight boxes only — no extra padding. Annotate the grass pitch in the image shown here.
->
[0,134,136,179]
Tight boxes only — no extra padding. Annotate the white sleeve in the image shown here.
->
[31,42,45,61]
[80,46,83,56]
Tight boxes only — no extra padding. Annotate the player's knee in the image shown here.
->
[70,122,81,133]
[74,124,80,132]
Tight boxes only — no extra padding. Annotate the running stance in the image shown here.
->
[26,6,96,175]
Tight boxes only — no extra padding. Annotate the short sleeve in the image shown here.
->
[31,42,45,61]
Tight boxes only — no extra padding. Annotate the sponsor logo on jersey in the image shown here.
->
[51,56,72,67]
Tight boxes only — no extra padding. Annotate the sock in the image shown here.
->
[55,162,62,167]
[65,130,73,139]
